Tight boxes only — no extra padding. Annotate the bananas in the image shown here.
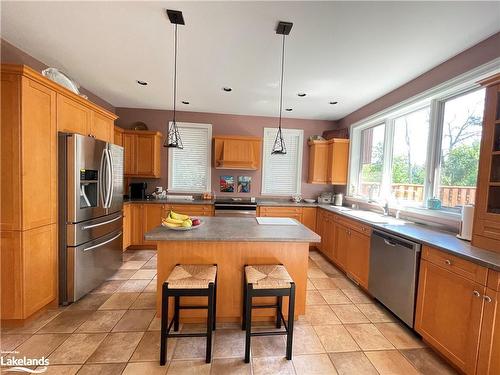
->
[170,211,190,221]
[162,210,192,229]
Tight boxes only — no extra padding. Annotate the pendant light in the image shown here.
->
[271,21,293,155]
[164,9,185,149]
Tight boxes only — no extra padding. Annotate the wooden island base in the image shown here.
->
[156,241,309,323]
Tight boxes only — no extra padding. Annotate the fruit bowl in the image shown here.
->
[162,210,203,230]
[162,219,203,231]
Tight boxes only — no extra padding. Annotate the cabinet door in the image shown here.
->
[259,207,302,222]
[136,134,155,176]
[346,230,370,288]
[114,127,123,146]
[315,209,324,251]
[122,205,131,251]
[170,204,214,217]
[130,204,143,245]
[308,143,329,183]
[415,260,485,374]
[123,133,136,175]
[324,214,336,261]
[90,111,113,142]
[301,207,317,232]
[478,288,500,375]
[143,204,163,246]
[22,78,57,230]
[333,223,348,270]
[56,93,91,135]
[327,140,349,185]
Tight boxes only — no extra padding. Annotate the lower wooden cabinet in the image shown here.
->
[478,287,500,375]
[143,204,163,246]
[332,222,349,270]
[345,228,370,287]
[130,203,144,246]
[301,207,317,231]
[168,204,214,217]
[122,204,131,250]
[258,206,303,222]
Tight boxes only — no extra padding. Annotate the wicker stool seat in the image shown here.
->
[160,264,217,365]
[245,265,293,289]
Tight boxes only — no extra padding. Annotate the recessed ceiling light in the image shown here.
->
[285,108,293,111]
[222,87,232,92]
[329,101,338,105]
[297,92,306,97]
[181,101,190,105]
[137,80,148,86]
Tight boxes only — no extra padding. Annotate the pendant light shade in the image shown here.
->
[164,9,185,149]
[271,21,293,155]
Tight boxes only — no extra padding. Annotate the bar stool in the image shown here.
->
[160,264,217,365]
[242,264,295,363]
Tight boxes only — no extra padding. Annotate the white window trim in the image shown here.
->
[167,122,212,193]
[348,58,500,219]
[261,127,304,196]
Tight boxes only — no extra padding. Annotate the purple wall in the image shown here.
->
[1,39,115,113]
[336,32,500,129]
[115,108,337,198]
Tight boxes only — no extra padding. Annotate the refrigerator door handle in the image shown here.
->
[105,149,113,208]
[99,149,107,208]
[83,231,122,252]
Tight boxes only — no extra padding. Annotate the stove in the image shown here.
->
[214,197,257,217]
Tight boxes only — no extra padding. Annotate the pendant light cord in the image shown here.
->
[279,33,285,129]
[173,23,178,124]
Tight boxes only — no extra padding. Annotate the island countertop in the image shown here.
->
[144,217,321,243]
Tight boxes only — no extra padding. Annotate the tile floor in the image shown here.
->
[0,249,458,374]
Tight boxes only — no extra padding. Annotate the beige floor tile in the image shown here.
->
[342,288,372,304]
[131,269,157,280]
[213,329,245,358]
[2,309,63,334]
[330,276,358,290]
[98,292,140,310]
[49,333,106,364]
[306,291,327,305]
[123,251,136,261]
[122,361,168,375]
[129,251,157,262]
[75,363,126,375]
[76,310,126,333]
[318,289,351,305]
[130,293,157,309]
[293,324,325,355]
[0,334,32,351]
[365,350,420,374]
[375,322,426,349]
[306,279,316,291]
[401,348,458,375]
[131,331,176,362]
[307,267,329,279]
[252,356,295,375]
[91,280,126,294]
[304,305,341,325]
[87,332,144,363]
[36,364,81,374]
[329,352,378,375]
[143,258,158,270]
[292,353,338,374]
[12,333,69,359]
[330,304,370,324]
[112,309,156,332]
[148,317,161,331]
[313,325,360,353]
[344,324,394,351]
[107,269,137,280]
[211,358,251,375]
[117,279,150,293]
[356,303,396,323]
[315,261,342,277]
[309,278,339,290]
[144,279,158,292]
[166,360,211,375]
[120,260,147,270]
[251,335,286,358]
[38,311,93,333]
[66,294,111,311]
[172,337,208,360]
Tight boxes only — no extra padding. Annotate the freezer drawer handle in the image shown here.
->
[82,215,122,230]
[83,232,122,252]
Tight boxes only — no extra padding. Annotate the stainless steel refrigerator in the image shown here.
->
[58,133,124,304]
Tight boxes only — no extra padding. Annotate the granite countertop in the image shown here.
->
[124,199,215,205]
[144,217,321,243]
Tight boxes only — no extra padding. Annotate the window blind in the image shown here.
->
[262,128,304,195]
[168,123,212,193]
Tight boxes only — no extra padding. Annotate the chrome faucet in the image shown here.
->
[369,200,390,216]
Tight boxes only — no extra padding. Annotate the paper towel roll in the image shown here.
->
[457,205,474,241]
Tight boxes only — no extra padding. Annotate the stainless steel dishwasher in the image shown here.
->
[368,230,421,328]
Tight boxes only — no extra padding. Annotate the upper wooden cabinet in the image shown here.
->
[122,130,163,178]
[473,73,500,253]
[213,135,262,170]
[114,125,124,146]
[308,139,349,185]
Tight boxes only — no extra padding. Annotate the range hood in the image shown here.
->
[213,135,262,170]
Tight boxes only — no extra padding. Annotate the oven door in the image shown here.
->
[214,209,256,217]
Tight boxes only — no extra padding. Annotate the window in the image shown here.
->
[262,128,303,195]
[168,122,212,193]
[359,124,385,200]
[437,89,485,207]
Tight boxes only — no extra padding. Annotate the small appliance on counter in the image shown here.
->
[152,186,167,199]
[333,193,343,206]
[129,182,147,199]
[457,205,474,241]
[318,192,333,204]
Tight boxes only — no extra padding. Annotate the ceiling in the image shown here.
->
[1,1,499,120]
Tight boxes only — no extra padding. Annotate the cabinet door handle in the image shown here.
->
[483,295,492,303]
[444,259,451,265]
[473,290,481,298]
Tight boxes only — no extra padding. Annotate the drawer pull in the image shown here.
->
[473,290,481,298]
[444,259,451,265]
[483,295,492,303]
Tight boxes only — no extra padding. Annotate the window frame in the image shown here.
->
[167,122,212,194]
[261,127,304,196]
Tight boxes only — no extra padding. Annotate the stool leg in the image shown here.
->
[160,283,169,366]
[286,283,295,360]
[174,296,180,332]
[276,296,283,329]
[213,274,217,331]
[206,283,215,363]
[242,275,247,330]
[244,284,252,363]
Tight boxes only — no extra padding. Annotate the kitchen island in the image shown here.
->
[145,217,321,323]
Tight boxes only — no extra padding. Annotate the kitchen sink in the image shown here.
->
[345,210,405,225]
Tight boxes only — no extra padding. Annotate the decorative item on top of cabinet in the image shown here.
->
[122,130,162,178]
[213,135,262,170]
[473,73,500,253]
[308,138,349,185]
